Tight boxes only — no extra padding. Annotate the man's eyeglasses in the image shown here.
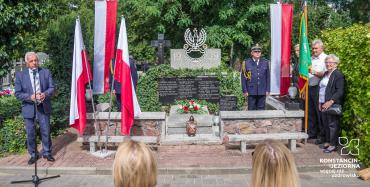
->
[253,51,261,53]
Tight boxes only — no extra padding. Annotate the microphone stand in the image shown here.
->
[11,69,60,186]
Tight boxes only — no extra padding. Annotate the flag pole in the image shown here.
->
[303,1,309,141]
[305,83,308,134]
[78,17,102,151]
[105,58,116,153]
[103,15,126,154]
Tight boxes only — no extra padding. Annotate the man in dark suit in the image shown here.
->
[111,57,138,111]
[15,52,55,164]
[241,44,270,110]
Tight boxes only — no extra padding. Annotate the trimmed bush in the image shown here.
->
[322,24,370,166]
[0,117,27,157]
[0,95,21,122]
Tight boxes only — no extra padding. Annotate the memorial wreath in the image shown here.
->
[176,99,206,114]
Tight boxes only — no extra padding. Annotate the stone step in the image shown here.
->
[157,144,226,153]
[161,134,222,145]
[167,126,213,135]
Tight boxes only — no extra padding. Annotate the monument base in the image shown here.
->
[275,96,301,110]
[91,149,116,158]
[163,106,222,144]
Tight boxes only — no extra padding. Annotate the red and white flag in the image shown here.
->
[115,17,141,135]
[270,3,293,95]
[70,18,93,135]
[93,0,117,94]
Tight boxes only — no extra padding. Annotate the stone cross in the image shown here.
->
[151,34,171,64]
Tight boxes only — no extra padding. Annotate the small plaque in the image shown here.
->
[220,95,237,111]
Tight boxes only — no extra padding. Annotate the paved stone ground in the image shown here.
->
[0,172,368,187]
[0,130,368,187]
[0,130,346,169]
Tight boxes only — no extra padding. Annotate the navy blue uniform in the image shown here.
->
[241,58,270,110]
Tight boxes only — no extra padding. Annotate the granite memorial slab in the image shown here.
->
[170,49,221,69]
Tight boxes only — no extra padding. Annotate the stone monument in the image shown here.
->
[170,28,221,69]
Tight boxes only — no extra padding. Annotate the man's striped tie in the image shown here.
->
[35,72,41,93]
[34,71,41,104]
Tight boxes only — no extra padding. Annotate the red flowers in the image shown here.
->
[176,99,205,114]
[0,89,13,97]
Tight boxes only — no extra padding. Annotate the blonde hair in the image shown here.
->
[112,140,157,187]
[251,140,300,187]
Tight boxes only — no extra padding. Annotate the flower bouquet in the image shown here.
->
[176,99,206,114]
[0,88,13,97]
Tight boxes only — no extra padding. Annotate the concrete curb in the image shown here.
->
[0,165,327,176]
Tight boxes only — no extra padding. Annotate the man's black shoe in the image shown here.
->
[308,136,317,140]
[314,139,323,145]
[43,155,55,162]
[28,156,39,165]
[319,143,330,149]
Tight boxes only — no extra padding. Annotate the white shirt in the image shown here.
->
[319,72,331,103]
[309,53,327,86]
[28,68,41,93]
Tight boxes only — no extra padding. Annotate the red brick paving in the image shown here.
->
[0,129,344,169]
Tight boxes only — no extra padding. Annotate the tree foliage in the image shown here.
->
[43,1,94,129]
[322,24,370,167]
[291,0,352,45]
[120,0,271,63]
[323,0,369,23]
[0,0,51,78]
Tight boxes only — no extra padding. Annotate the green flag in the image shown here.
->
[298,13,312,93]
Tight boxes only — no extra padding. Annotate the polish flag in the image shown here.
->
[93,0,117,94]
[70,18,93,135]
[270,3,293,95]
[114,17,141,135]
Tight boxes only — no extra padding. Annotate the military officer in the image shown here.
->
[241,44,270,110]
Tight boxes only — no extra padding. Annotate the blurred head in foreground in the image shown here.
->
[113,140,157,187]
[251,140,300,187]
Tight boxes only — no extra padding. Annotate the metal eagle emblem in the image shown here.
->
[183,28,207,62]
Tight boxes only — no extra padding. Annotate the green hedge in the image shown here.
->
[0,96,21,122]
[322,24,370,166]
[136,64,244,113]
[0,117,27,157]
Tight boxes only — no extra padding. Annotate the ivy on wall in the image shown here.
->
[136,64,244,113]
